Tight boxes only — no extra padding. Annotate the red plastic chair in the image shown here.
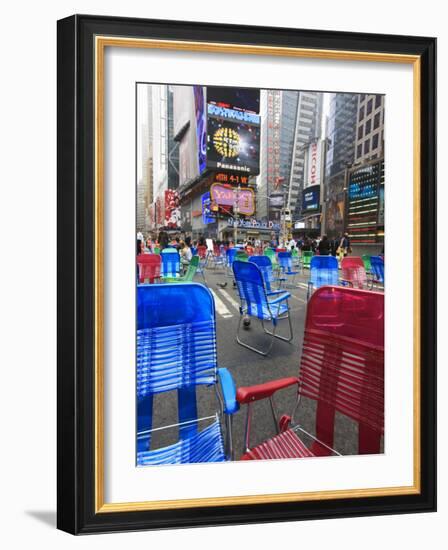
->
[197,245,208,259]
[137,254,161,284]
[236,286,384,460]
[341,256,368,289]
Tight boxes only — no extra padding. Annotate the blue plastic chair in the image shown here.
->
[277,251,300,287]
[136,283,238,465]
[249,256,286,294]
[307,255,339,300]
[369,256,384,288]
[232,261,293,355]
[160,248,180,279]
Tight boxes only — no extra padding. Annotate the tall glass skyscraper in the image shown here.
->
[324,93,358,238]
[256,89,322,223]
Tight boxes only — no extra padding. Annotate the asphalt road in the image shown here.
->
[148,262,369,461]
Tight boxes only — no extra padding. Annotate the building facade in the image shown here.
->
[256,90,322,231]
[345,93,385,245]
[323,92,358,238]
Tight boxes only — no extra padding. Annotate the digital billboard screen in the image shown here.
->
[206,118,260,175]
[206,87,260,113]
[202,192,215,224]
[302,185,320,212]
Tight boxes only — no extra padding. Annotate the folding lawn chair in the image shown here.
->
[232,260,293,356]
[249,256,286,294]
[306,255,339,300]
[236,251,249,262]
[291,248,301,269]
[236,286,384,460]
[211,244,226,269]
[369,256,384,289]
[277,251,300,288]
[160,248,180,279]
[137,253,161,284]
[362,254,372,274]
[264,247,279,270]
[341,256,368,289]
[301,250,313,269]
[136,283,238,465]
[163,255,199,283]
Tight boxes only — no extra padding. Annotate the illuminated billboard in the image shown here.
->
[210,183,255,216]
[305,139,324,189]
[164,190,180,228]
[202,192,215,224]
[302,185,320,212]
[206,118,260,175]
[193,86,207,174]
[207,86,260,113]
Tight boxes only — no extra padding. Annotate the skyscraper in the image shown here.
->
[355,94,385,164]
[256,90,322,224]
[324,92,358,238]
[288,91,323,218]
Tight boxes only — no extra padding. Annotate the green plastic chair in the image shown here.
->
[163,255,199,283]
[362,254,372,273]
[291,248,300,267]
[236,251,248,262]
[264,248,278,268]
[302,250,313,269]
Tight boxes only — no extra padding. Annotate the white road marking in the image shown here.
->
[217,288,240,311]
[291,294,307,304]
[209,289,233,318]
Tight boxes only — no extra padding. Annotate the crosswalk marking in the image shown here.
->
[209,289,233,318]
[217,288,241,310]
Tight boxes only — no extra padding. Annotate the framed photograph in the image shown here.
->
[57,14,436,534]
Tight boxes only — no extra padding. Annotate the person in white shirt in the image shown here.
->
[180,241,193,268]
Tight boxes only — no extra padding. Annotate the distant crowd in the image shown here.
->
[137,230,355,263]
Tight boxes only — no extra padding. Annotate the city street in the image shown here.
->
[149,264,366,461]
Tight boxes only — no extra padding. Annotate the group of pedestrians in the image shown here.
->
[289,233,351,260]
[137,230,353,265]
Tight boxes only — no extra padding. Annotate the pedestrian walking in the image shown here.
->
[318,235,331,255]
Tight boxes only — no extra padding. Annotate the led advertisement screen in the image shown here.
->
[206,86,260,113]
[206,117,260,175]
[210,183,255,215]
[302,184,320,212]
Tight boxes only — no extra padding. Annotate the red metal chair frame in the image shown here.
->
[236,286,384,460]
[341,256,368,289]
[137,254,161,284]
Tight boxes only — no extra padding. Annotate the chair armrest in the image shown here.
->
[236,377,299,404]
[268,291,291,305]
[217,368,239,414]
[267,289,285,296]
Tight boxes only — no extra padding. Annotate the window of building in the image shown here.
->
[367,99,373,115]
[357,144,362,158]
[364,140,370,155]
[375,95,382,108]
[374,112,380,129]
[358,125,363,140]
[372,133,379,149]
[358,106,364,120]
[365,119,371,134]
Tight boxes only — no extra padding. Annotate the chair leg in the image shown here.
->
[307,283,312,301]
[261,310,293,343]
[236,314,275,356]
